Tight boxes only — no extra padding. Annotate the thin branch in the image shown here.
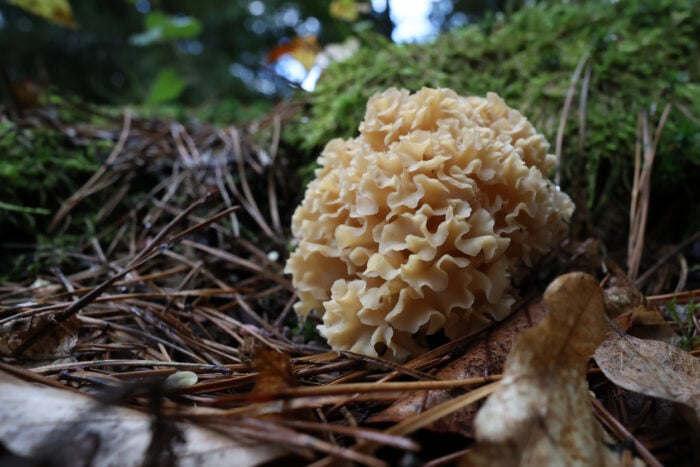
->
[590,395,663,467]
[555,51,590,186]
[627,104,672,281]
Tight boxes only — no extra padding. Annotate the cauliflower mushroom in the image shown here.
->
[285,87,574,361]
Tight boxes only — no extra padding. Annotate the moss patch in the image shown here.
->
[0,120,104,232]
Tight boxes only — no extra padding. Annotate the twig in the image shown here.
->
[29,359,228,374]
[590,395,663,467]
[267,113,283,236]
[627,104,672,281]
[280,419,419,451]
[193,376,502,410]
[50,108,132,230]
[12,193,224,357]
[646,287,700,306]
[229,127,279,241]
[555,51,590,187]
[310,382,500,467]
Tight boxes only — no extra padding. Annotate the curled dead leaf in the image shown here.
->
[461,272,637,466]
[603,262,646,318]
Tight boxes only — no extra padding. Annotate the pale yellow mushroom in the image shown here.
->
[285,87,574,362]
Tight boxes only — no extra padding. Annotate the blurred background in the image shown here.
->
[0,0,516,122]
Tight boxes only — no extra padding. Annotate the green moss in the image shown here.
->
[0,120,109,280]
[0,121,105,231]
[667,298,699,351]
[284,0,700,235]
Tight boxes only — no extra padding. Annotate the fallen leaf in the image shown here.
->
[461,272,633,466]
[594,332,700,423]
[370,302,547,436]
[0,313,78,366]
[8,0,77,28]
[0,369,288,466]
[9,79,46,109]
[628,306,679,344]
[603,262,646,317]
[251,346,297,400]
[601,262,677,343]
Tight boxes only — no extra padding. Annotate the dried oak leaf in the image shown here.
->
[460,272,633,466]
[369,301,548,436]
[594,332,700,425]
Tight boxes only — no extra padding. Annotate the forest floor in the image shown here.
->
[0,98,698,466]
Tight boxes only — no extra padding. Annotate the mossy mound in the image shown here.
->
[285,0,700,242]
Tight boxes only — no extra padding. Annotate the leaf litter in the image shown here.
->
[0,98,698,465]
[461,272,636,466]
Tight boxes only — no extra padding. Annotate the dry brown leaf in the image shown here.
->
[602,263,677,343]
[626,305,679,343]
[0,370,288,466]
[603,262,646,317]
[594,332,700,423]
[250,346,298,400]
[0,314,79,366]
[460,272,631,466]
[370,302,547,436]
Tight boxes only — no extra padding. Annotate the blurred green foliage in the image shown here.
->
[286,0,700,238]
[0,0,365,120]
[129,10,203,46]
[148,68,187,103]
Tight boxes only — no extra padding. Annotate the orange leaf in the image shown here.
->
[267,35,319,71]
